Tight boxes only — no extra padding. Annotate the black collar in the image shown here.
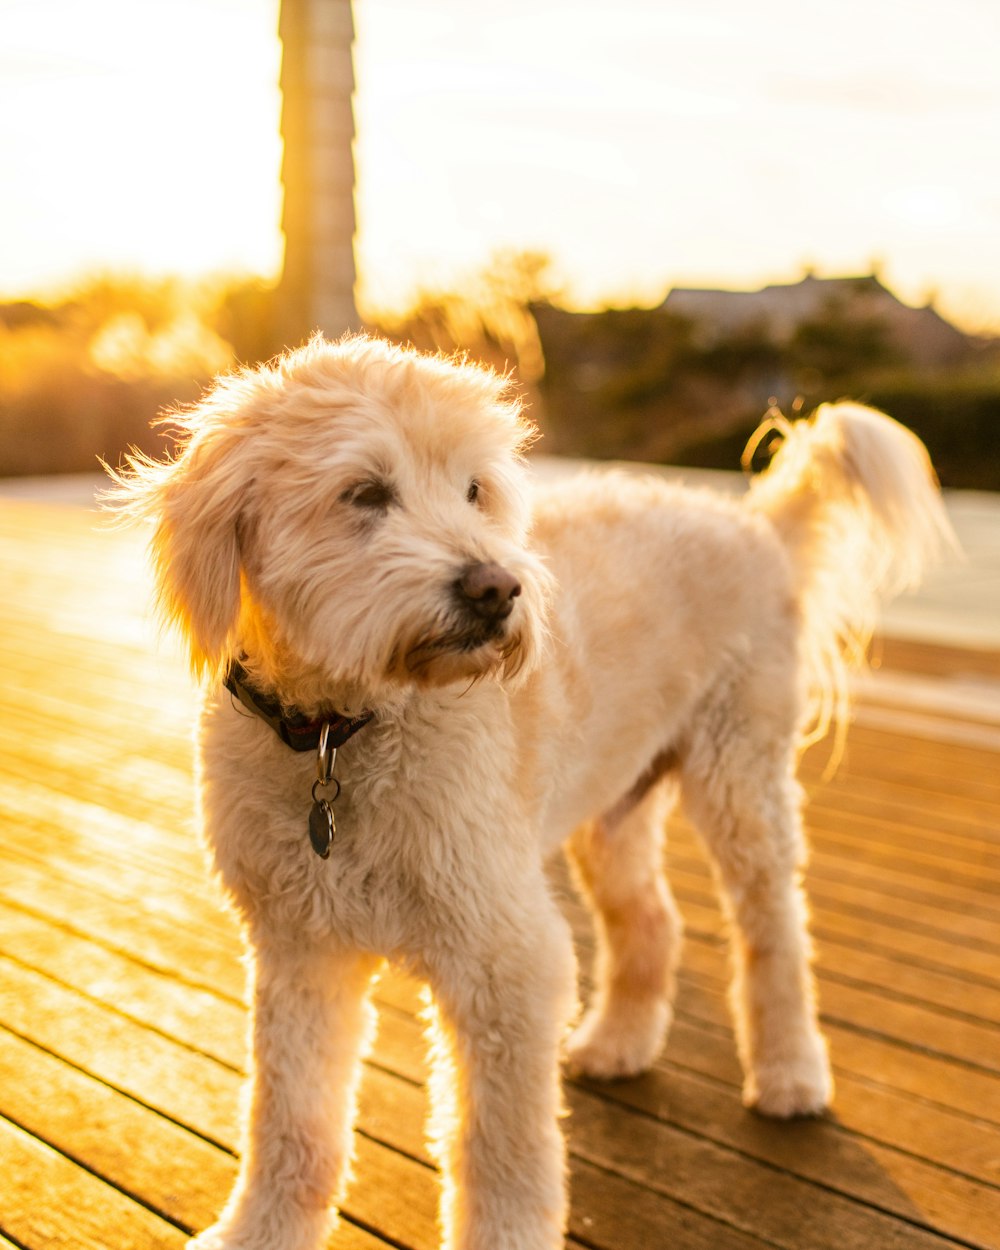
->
[223,659,374,753]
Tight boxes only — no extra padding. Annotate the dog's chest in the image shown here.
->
[200,692,522,954]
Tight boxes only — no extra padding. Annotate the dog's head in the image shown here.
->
[108,335,551,707]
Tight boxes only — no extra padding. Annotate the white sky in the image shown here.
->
[2,0,999,332]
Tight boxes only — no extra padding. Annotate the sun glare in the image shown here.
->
[2,0,999,333]
[0,0,283,298]
[351,0,1000,333]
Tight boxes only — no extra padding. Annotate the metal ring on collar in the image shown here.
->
[316,722,337,785]
[311,777,341,804]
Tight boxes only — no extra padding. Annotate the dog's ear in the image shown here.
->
[149,429,248,677]
[108,406,250,679]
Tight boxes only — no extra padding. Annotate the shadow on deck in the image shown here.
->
[1,497,998,1250]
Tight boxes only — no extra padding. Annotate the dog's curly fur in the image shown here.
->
[108,334,956,1250]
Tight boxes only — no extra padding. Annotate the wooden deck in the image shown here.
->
[1,495,998,1250]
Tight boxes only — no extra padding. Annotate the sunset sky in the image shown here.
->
[2,0,999,331]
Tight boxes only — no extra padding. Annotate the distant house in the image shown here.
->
[663,272,972,369]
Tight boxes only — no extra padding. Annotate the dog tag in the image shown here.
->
[308,798,334,858]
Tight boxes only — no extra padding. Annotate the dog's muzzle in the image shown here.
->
[453,561,522,633]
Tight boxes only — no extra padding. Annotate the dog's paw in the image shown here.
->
[188,1232,231,1250]
[186,1224,298,1250]
[743,1025,834,1118]
[744,1058,834,1118]
[564,1003,671,1080]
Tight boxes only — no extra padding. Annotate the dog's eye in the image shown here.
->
[345,480,395,511]
[467,479,481,505]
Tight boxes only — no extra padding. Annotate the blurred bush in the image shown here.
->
[533,287,1000,491]
[0,275,280,476]
[2,261,998,491]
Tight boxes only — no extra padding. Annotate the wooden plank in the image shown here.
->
[0,772,210,895]
[3,785,995,1140]
[666,844,1000,964]
[809,907,1000,990]
[661,856,1000,993]
[805,744,1000,804]
[11,785,985,1070]
[0,954,240,1146]
[804,792,1000,869]
[655,882,1000,1030]
[0,1027,234,1234]
[670,835,1000,940]
[348,975,1000,1234]
[0,1116,187,1250]
[658,1015,1000,1170]
[567,1073,1000,1250]
[7,755,1000,1090]
[9,620,1000,845]
[810,724,1000,780]
[0,901,246,1070]
[569,907,1000,1088]
[0,852,245,1001]
[0,972,438,1249]
[807,820,1000,889]
[662,853,1000,991]
[803,775,1000,842]
[566,1157,774,1250]
[666,967,1000,1126]
[804,723,1000,789]
[566,1090,977,1250]
[872,635,1000,680]
[0,969,762,1250]
[558,901,1000,1166]
[0,1031,433,1250]
[11,716,1000,906]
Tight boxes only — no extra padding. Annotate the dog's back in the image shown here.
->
[519,471,796,848]
[520,403,958,846]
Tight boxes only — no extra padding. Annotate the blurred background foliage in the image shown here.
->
[2,253,998,488]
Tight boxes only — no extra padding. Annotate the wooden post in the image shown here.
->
[278,0,359,344]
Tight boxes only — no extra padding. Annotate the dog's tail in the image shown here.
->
[744,402,959,748]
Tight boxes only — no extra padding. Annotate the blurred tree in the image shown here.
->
[373,250,561,388]
[790,294,902,386]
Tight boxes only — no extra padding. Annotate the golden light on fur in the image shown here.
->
[105,335,957,1250]
[106,335,547,699]
[747,401,960,755]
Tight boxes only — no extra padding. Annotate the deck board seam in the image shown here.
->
[570,1076,1000,1215]
[0,891,246,1005]
[0,1019,238,1156]
[0,1109,197,1238]
[0,946,246,1072]
[668,937,1000,1028]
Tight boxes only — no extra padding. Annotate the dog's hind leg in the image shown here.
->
[564,775,683,1079]
[190,938,381,1250]
[680,699,833,1118]
[421,879,576,1250]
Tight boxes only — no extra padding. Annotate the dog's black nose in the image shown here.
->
[455,561,522,621]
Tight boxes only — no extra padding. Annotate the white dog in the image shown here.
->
[110,335,955,1250]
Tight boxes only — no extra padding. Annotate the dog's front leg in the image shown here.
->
[190,936,380,1250]
[422,886,577,1250]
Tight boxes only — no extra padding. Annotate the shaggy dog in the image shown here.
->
[110,335,955,1250]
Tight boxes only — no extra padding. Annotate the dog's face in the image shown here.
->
[116,336,551,705]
